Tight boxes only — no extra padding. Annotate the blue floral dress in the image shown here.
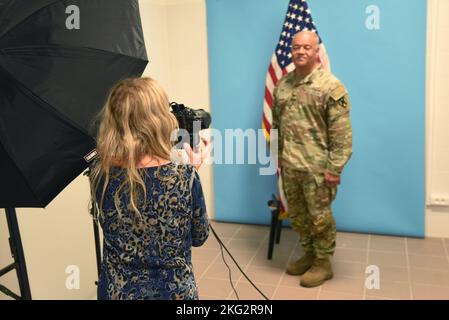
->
[95,163,209,300]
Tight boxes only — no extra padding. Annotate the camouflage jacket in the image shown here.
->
[272,66,352,176]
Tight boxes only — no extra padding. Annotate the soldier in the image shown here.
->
[272,31,352,287]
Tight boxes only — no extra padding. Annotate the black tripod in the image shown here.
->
[0,206,102,300]
[0,208,32,300]
[0,167,102,300]
[90,202,102,279]
[85,168,102,279]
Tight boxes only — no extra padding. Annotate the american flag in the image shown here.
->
[262,0,330,215]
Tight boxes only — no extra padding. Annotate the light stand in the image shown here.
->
[0,208,32,300]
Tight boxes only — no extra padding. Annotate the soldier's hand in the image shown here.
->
[278,159,284,169]
[324,171,341,187]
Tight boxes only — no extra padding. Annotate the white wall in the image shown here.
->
[140,0,214,220]
[425,0,449,237]
[0,176,97,300]
[139,0,171,88]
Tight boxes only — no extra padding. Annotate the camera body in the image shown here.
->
[170,102,211,148]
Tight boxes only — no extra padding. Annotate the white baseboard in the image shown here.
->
[426,208,449,238]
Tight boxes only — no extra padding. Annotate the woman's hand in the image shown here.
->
[183,134,211,170]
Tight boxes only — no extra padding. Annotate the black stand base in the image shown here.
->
[84,168,102,284]
[0,208,32,300]
[267,195,283,260]
[91,203,102,279]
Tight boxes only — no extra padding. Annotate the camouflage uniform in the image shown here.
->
[272,66,352,259]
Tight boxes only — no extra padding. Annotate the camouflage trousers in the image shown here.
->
[282,168,337,259]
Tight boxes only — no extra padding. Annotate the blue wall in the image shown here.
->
[206,0,426,237]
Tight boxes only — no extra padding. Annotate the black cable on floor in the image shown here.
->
[217,236,239,300]
[209,224,269,300]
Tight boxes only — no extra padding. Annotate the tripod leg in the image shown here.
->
[93,219,102,278]
[4,208,32,300]
[267,209,278,260]
[90,204,102,279]
[276,218,283,244]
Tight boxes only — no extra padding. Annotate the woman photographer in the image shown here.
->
[89,77,210,300]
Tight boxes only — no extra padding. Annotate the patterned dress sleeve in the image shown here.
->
[190,170,209,247]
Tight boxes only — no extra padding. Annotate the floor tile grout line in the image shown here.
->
[409,281,449,289]
[260,275,382,285]
[362,234,370,300]
[195,256,217,280]
[201,223,449,300]
[198,224,245,300]
[440,238,449,291]
[196,237,234,280]
[219,223,244,290]
[316,281,322,300]
[364,295,395,300]
[226,223,251,299]
[196,248,235,298]
[442,237,449,261]
[316,233,356,300]
[196,241,226,280]
[339,237,447,254]
[197,247,449,279]
[336,247,403,255]
[229,231,271,300]
[336,246,448,257]
[322,231,363,300]
[273,273,449,289]
[272,233,300,300]
[404,252,449,258]
[331,259,381,265]
[225,227,270,300]
[198,224,242,283]
[334,261,449,272]
[316,233,324,300]
[319,289,366,300]
[404,237,414,300]
[232,277,449,289]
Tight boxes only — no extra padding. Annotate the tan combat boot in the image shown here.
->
[286,253,315,275]
[300,257,333,287]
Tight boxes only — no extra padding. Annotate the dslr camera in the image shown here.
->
[170,102,211,148]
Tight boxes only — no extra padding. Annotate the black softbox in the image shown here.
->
[0,0,149,208]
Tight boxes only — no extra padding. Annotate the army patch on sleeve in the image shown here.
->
[329,85,348,108]
[330,85,347,101]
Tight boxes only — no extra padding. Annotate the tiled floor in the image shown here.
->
[194,221,449,300]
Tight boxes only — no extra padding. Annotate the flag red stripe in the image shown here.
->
[268,64,278,86]
[280,202,286,212]
[262,114,271,132]
[264,87,273,108]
